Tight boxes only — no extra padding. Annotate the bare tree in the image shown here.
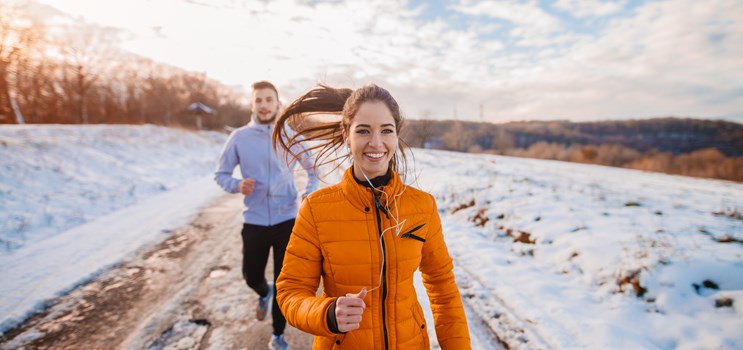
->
[443,120,469,152]
[415,110,436,148]
[142,65,183,126]
[0,3,42,124]
[58,23,117,124]
[494,127,514,152]
[0,9,249,128]
[400,110,437,148]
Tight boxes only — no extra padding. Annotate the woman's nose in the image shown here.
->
[369,132,383,146]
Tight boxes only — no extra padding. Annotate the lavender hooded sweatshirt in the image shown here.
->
[214,120,319,226]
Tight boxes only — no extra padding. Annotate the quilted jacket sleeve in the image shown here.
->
[419,194,472,349]
[276,198,337,337]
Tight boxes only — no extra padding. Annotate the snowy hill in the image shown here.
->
[412,150,743,349]
[1,125,742,349]
[0,125,226,251]
[0,125,228,331]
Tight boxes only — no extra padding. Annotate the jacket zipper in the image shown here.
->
[372,190,389,350]
[266,126,271,225]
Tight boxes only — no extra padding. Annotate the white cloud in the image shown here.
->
[453,0,563,46]
[425,0,743,122]
[554,0,743,116]
[554,0,628,18]
[29,0,743,122]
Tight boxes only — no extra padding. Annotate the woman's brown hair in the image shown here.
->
[273,84,409,179]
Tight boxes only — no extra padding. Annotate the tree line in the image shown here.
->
[401,118,743,182]
[3,4,741,182]
[0,3,250,129]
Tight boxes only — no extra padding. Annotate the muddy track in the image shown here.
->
[0,195,312,350]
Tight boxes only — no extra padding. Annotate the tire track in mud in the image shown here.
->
[454,261,553,350]
[2,192,512,349]
[0,195,312,350]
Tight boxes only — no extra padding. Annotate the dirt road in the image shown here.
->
[1,192,506,349]
[1,194,313,350]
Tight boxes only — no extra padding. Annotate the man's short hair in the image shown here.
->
[252,81,279,98]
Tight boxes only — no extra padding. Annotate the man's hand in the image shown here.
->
[335,288,367,332]
[239,178,256,196]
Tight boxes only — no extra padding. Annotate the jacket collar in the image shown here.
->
[246,118,274,132]
[341,167,405,213]
[353,169,391,188]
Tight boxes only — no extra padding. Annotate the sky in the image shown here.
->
[20,0,743,123]
[2,124,741,348]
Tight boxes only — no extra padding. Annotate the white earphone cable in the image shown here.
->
[360,167,408,292]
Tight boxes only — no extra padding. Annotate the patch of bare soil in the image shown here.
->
[0,195,313,350]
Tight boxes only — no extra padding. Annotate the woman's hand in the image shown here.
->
[335,288,367,332]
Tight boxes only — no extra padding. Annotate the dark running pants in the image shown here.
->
[241,219,294,336]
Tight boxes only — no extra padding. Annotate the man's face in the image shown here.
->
[252,88,279,124]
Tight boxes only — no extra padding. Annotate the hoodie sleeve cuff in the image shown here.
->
[326,298,342,334]
[231,178,241,193]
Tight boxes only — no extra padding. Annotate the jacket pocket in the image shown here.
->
[411,303,430,349]
[401,233,426,242]
[400,223,426,242]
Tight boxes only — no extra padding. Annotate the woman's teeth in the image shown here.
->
[365,153,385,159]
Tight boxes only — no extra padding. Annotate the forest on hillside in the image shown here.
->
[401,118,743,182]
[0,3,249,129]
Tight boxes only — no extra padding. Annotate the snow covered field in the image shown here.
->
[0,124,226,251]
[1,125,742,349]
[412,150,743,349]
[0,125,228,331]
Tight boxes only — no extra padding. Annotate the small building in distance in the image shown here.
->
[186,102,216,129]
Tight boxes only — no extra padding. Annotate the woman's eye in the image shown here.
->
[356,129,370,134]
[382,129,394,134]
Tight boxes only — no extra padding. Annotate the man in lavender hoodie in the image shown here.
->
[214,81,318,350]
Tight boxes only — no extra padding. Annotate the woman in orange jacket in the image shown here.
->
[272,84,471,349]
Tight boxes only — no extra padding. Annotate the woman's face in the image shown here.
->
[347,101,398,180]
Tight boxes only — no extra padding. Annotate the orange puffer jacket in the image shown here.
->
[277,168,471,349]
